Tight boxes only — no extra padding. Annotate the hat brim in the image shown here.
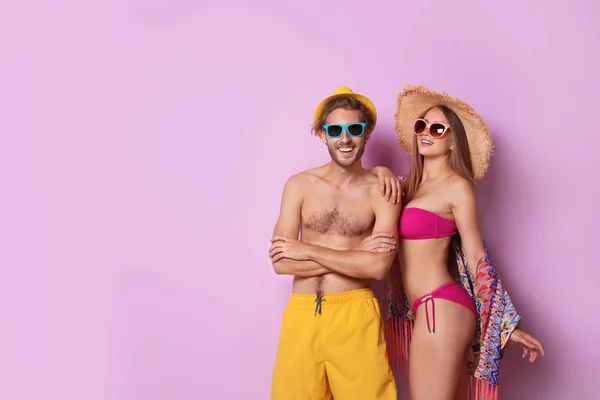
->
[314,92,378,133]
[394,84,494,181]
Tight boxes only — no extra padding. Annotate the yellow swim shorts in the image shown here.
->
[270,288,397,400]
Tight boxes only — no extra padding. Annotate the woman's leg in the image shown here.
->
[408,298,475,400]
[453,351,470,400]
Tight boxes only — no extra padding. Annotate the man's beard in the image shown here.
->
[327,143,365,168]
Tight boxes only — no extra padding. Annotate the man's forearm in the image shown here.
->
[272,258,333,277]
[307,245,393,280]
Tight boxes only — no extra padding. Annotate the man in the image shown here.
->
[268,86,401,400]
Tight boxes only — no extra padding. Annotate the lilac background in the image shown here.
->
[1,0,598,399]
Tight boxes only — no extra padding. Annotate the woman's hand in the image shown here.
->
[509,328,545,362]
[369,166,403,204]
[354,233,397,253]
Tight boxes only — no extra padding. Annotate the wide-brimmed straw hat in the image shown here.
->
[394,84,494,181]
[314,86,378,133]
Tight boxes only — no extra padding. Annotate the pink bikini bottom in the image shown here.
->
[411,281,477,333]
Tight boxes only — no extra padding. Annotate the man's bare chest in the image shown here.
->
[301,195,374,237]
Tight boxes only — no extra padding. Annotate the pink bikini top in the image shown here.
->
[399,207,457,240]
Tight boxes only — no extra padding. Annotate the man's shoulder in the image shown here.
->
[282,168,322,196]
[368,181,401,213]
[286,168,319,186]
[356,169,380,191]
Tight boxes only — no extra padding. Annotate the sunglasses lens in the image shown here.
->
[430,123,446,138]
[414,120,426,134]
[347,123,364,136]
[327,125,343,137]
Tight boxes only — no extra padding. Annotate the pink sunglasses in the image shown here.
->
[413,119,451,138]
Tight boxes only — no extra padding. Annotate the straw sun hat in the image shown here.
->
[394,84,494,181]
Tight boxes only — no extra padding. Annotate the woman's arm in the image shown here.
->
[449,177,485,279]
[450,177,545,361]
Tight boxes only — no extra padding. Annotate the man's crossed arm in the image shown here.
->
[269,175,402,281]
[268,174,332,277]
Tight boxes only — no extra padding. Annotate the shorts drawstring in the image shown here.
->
[314,290,326,316]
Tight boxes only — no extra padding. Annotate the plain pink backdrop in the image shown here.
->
[1,0,599,399]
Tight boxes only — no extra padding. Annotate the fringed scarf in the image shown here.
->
[386,237,522,400]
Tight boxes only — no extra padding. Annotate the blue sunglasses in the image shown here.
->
[322,122,367,138]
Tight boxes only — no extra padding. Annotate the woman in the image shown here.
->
[366,85,544,400]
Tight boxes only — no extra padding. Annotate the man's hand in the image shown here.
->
[354,233,397,253]
[269,236,315,263]
[509,328,545,363]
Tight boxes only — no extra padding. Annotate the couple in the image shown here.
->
[267,85,544,400]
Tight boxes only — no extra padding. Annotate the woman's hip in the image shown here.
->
[411,281,477,335]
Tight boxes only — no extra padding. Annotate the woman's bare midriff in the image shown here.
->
[399,236,455,305]
[291,230,373,294]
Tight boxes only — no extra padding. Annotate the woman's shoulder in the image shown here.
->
[446,174,477,203]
